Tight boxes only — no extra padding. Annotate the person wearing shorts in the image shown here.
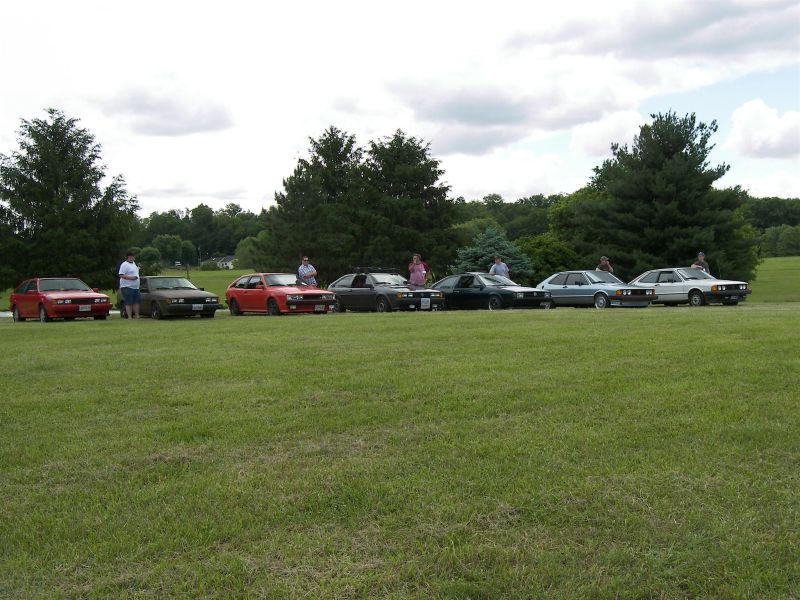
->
[118,251,141,319]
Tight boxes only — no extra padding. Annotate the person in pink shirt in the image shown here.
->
[408,253,429,288]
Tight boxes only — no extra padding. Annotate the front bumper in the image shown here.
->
[398,297,445,311]
[285,299,337,313]
[703,289,751,303]
[49,303,111,318]
[164,303,223,316]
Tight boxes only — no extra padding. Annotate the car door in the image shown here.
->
[17,280,37,317]
[243,275,266,311]
[448,275,476,309]
[138,278,152,309]
[653,271,684,304]
[562,273,592,305]
[433,276,458,308]
[544,273,568,303]
[330,275,355,309]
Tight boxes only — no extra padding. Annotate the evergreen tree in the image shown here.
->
[453,227,534,282]
[0,109,139,288]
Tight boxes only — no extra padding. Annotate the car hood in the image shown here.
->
[148,289,217,299]
[494,285,546,293]
[262,285,329,294]
[44,290,108,300]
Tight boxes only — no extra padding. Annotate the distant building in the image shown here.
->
[216,255,235,270]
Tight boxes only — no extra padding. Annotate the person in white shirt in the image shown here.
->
[118,251,141,319]
[297,256,318,286]
[489,255,510,278]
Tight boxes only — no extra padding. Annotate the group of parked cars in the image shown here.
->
[8,266,751,322]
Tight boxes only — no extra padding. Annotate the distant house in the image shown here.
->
[216,255,236,270]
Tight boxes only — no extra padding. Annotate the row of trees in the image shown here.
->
[1,108,797,290]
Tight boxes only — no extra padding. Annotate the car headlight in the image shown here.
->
[739,284,746,290]
[396,292,413,299]
[205,297,218,303]
[431,292,441,298]
[93,298,107,303]
[287,294,303,301]
[515,292,523,299]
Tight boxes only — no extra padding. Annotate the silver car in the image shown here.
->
[628,267,751,306]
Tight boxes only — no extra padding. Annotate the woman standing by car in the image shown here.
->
[408,254,429,289]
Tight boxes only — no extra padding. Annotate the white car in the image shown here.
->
[629,267,751,306]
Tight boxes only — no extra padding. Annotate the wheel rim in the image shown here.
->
[488,296,500,310]
[230,300,239,316]
[595,294,608,309]
[151,303,161,319]
[690,293,702,306]
[377,298,388,312]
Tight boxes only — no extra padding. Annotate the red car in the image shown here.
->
[10,277,112,322]
[226,273,336,315]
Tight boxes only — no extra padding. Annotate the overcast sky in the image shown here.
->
[1,0,798,216]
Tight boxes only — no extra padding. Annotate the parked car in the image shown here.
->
[9,277,111,322]
[328,269,444,312]
[628,267,751,306]
[117,276,222,319]
[538,270,657,308]
[226,273,336,315]
[431,273,551,310]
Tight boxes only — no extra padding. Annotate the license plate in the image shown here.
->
[78,305,91,312]
[314,304,324,312]
[192,304,203,311]
[420,298,431,310]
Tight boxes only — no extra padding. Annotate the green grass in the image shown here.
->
[749,256,800,303]
[1,305,798,597]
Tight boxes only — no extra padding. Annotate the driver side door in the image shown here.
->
[653,271,685,304]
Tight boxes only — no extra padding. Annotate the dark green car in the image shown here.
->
[431,273,552,310]
[116,276,222,319]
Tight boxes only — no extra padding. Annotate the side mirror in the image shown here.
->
[92,288,99,292]
[255,283,264,289]
[199,287,205,291]
[27,289,38,295]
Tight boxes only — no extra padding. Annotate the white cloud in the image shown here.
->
[726,99,800,158]
[569,111,645,157]
[730,168,800,198]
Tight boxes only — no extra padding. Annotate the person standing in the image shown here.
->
[298,256,318,286]
[596,256,614,273]
[118,251,141,319]
[489,255,510,278]
[408,253,429,288]
[692,251,710,274]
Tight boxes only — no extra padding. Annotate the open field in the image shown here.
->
[1,304,798,597]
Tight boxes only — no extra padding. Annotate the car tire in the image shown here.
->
[94,315,107,320]
[593,293,609,309]
[487,295,502,310]
[267,298,281,316]
[688,290,705,307]
[334,300,345,313]
[39,305,51,323]
[541,300,555,310]
[376,297,390,313]
[151,302,162,320]
[12,306,25,322]
[201,312,215,318]
[229,299,241,316]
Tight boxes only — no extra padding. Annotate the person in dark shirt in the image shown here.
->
[692,251,710,274]
[596,256,614,273]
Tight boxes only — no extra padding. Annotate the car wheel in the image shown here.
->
[541,300,555,310]
[267,298,281,315]
[12,306,25,322]
[94,315,107,320]
[487,295,502,310]
[688,290,705,307]
[334,300,345,313]
[39,305,51,323]
[201,312,215,318]
[593,293,609,309]
[151,302,162,320]
[376,297,390,313]
[229,299,241,316]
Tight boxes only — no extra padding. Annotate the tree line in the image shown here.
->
[1,108,798,290]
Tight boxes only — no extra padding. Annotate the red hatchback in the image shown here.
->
[10,277,112,322]
[226,273,336,316]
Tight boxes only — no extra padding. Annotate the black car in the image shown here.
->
[432,273,552,310]
[328,269,445,312]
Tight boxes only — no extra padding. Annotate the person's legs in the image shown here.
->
[131,289,141,319]
[122,288,134,319]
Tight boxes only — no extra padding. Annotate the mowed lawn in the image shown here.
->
[1,304,798,598]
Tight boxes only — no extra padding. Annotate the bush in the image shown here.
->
[199,260,220,271]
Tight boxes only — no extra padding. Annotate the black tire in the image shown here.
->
[12,306,25,322]
[688,290,705,307]
[94,315,107,321]
[39,305,51,323]
[594,293,609,309]
[267,298,281,316]
[229,299,241,316]
[334,300,345,313]
[201,312,215,318]
[487,295,502,310]
[541,300,555,310]
[150,302,162,320]
[376,296,390,313]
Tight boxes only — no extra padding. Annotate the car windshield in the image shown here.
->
[150,277,197,290]
[586,271,623,284]
[677,268,714,280]
[265,274,304,286]
[479,274,517,286]
[371,274,408,286]
[39,278,91,292]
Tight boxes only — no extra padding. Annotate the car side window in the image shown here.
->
[549,274,567,285]
[247,276,263,289]
[434,276,457,291]
[456,276,473,288]
[657,271,676,283]
[15,280,30,293]
[140,281,149,292]
[333,275,354,288]
[234,277,248,289]
[352,275,367,288]
[565,273,585,285]
[638,272,658,284]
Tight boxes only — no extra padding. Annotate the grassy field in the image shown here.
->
[1,304,798,597]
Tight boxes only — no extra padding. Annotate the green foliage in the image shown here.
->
[515,232,580,282]
[234,230,270,270]
[258,127,458,279]
[453,227,534,281]
[743,196,800,230]
[180,240,196,266]
[759,224,800,257]
[552,112,759,281]
[152,233,183,263]
[137,246,162,276]
[0,108,139,288]
[199,259,220,271]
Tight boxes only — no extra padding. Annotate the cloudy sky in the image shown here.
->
[1,0,798,216]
